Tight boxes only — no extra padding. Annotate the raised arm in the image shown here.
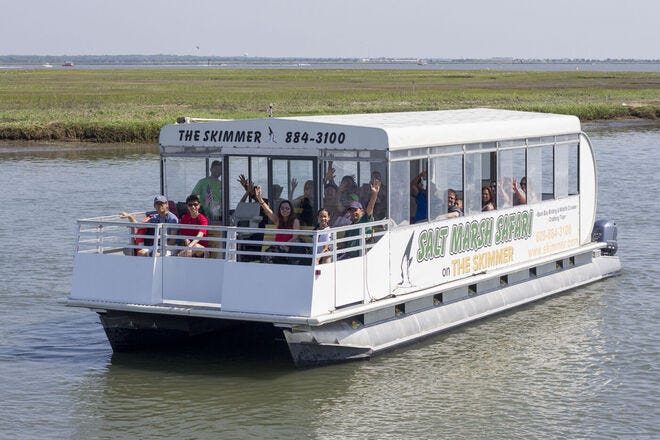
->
[512,178,527,204]
[290,177,298,199]
[365,179,381,217]
[254,186,278,224]
[324,162,336,185]
[119,212,138,223]
[237,174,253,203]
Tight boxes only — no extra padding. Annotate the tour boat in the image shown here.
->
[65,108,621,367]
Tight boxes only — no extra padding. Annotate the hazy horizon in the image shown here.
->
[1,1,658,60]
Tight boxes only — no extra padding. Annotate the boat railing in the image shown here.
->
[73,215,390,313]
[75,213,390,264]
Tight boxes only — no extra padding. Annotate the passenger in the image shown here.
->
[371,171,387,220]
[322,182,342,222]
[332,193,357,227]
[236,175,268,262]
[177,194,208,258]
[120,195,179,256]
[447,189,464,218]
[315,208,332,264]
[191,160,223,222]
[255,186,301,260]
[482,186,495,211]
[410,171,428,223]
[291,178,315,226]
[338,175,358,209]
[342,179,381,259]
[513,177,527,205]
[265,184,285,212]
[358,183,372,214]
[292,179,314,208]
[489,180,498,209]
[297,196,315,227]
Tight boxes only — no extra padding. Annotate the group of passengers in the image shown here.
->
[408,171,527,221]
[121,160,382,263]
[247,167,382,263]
[482,176,527,211]
[119,160,223,258]
[120,193,209,258]
[410,171,465,223]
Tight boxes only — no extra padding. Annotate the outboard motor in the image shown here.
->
[592,219,618,256]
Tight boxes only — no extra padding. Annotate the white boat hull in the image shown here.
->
[85,252,620,367]
[285,254,620,366]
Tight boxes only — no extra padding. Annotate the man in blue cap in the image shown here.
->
[120,195,178,256]
[342,179,381,259]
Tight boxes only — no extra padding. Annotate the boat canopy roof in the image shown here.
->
[159,108,582,155]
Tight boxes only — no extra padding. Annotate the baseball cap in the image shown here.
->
[347,201,363,210]
[154,195,168,204]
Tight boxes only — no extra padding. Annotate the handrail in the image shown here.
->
[75,213,390,264]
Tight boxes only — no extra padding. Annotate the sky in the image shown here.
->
[1,0,658,59]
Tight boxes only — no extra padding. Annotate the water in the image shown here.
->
[2,61,660,72]
[0,127,658,439]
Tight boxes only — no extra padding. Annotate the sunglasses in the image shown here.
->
[187,203,199,207]
[280,205,291,211]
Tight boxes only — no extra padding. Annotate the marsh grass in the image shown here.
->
[1,69,658,142]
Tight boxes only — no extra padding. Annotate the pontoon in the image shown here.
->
[65,108,621,366]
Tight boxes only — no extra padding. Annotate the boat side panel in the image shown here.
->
[579,133,597,244]
[365,234,391,301]
[388,199,581,295]
[311,264,335,316]
[71,254,161,305]
[335,258,366,307]
[162,257,223,305]
[220,262,314,315]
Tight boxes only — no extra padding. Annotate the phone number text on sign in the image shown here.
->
[285,131,346,144]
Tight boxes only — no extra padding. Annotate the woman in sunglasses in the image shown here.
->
[178,194,208,257]
[255,186,301,261]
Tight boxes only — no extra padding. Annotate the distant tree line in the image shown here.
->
[1,55,658,65]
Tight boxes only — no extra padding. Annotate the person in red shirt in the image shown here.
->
[178,194,208,257]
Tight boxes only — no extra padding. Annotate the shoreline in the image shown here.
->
[1,118,657,150]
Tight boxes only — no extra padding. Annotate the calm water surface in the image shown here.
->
[0,127,658,439]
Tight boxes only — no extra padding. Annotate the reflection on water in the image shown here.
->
[0,127,659,439]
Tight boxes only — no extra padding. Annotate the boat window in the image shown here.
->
[390,147,428,160]
[542,145,555,200]
[227,156,268,205]
[498,148,526,208]
[498,139,525,150]
[272,159,316,226]
[321,153,387,223]
[555,143,569,199]
[429,154,463,220]
[430,144,463,156]
[527,147,543,204]
[410,159,429,223]
[164,156,224,220]
[568,141,579,195]
[466,142,496,152]
[465,151,495,214]
[390,161,410,225]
